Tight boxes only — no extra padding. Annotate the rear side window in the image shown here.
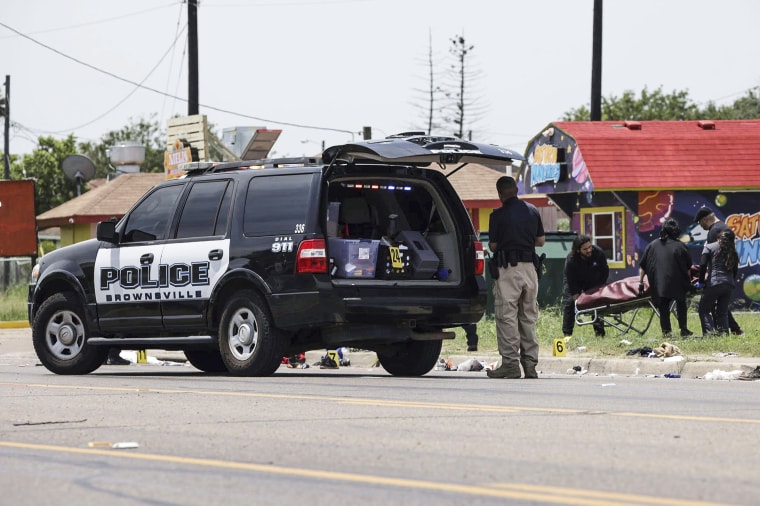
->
[244,174,314,236]
[175,180,232,239]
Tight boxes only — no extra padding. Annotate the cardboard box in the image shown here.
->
[328,238,379,278]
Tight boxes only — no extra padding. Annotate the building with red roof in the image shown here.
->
[518,119,760,310]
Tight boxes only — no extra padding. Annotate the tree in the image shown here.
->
[10,135,79,214]
[440,34,486,139]
[563,85,760,121]
[78,114,166,179]
[410,30,445,135]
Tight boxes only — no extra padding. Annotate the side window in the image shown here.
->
[244,174,314,236]
[122,185,184,244]
[175,180,231,239]
[580,206,626,268]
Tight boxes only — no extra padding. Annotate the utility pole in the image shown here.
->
[188,0,199,115]
[590,0,603,121]
[3,75,9,180]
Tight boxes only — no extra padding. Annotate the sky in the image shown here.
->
[3,0,760,162]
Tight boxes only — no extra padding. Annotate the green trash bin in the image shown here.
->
[536,232,577,308]
[481,231,577,314]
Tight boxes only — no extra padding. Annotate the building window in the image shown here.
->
[580,206,625,268]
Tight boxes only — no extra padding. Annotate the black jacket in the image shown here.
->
[563,245,609,296]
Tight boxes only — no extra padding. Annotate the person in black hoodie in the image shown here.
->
[562,235,609,338]
[639,218,694,337]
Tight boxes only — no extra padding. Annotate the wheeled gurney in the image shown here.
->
[574,276,660,336]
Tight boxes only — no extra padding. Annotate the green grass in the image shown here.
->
[444,304,760,358]
[0,283,28,322]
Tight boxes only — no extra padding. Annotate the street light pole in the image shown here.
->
[3,75,9,180]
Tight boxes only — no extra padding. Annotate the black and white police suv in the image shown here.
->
[28,134,523,376]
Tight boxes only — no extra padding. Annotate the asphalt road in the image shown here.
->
[1,329,759,505]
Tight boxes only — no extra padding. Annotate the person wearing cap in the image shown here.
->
[694,206,744,335]
[638,218,694,337]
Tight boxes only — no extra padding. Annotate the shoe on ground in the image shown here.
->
[732,330,745,336]
[486,362,521,379]
[467,345,478,352]
[106,351,131,365]
[681,329,694,338]
[319,355,339,369]
[522,363,538,379]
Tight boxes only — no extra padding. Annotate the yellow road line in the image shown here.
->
[0,441,726,506]
[2,382,759,425]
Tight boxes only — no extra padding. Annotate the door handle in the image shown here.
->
[140,253,154,265]
[208,249,223,261]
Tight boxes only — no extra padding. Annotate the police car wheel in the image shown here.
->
[32,292,107,375]
[376,339,442,377]
[218,290,286,376]
[184,349,228,373]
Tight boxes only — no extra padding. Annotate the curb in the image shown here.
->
[0,321,29,329]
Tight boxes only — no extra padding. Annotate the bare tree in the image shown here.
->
[441,34,486,139]
[409,29,445,134]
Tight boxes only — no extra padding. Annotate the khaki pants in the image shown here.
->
[492,262,539,366]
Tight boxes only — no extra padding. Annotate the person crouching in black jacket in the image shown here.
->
[562,235,609,338]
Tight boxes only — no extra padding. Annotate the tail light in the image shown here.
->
[296,239,327,273]
[473,241,485,276]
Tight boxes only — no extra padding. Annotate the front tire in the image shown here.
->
[218,290,286,376]
[184,349,227,373]
[377,339,442,376]
[32,292,107,375]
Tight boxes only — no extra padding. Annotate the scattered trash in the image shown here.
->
[111,442,139,449]
[619,339,632,346]
[87,441,139,449]
[601,383,616,387]
[738,366,760,381]
[653,342,681,358]
[455,358,484,372]
[434,358,448,371]
[576,346,587,352]
[626,346,653,357]
[663,373,681,378]
[701,369,744,380]
[712,352,739,358]
[566,365,588,375]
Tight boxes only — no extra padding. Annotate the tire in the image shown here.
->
[184,349,227,373]
[377,339,442,377]
[32,292,107,375]
[218,290,286,376]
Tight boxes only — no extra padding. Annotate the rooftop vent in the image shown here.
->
[624,121,642,130]
[697,120,716,130]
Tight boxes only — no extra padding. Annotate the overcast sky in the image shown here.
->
[3,0,759,161]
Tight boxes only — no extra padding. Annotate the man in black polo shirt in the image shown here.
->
[487,176,545,379]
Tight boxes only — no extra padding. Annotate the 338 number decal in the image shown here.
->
[294,223,305,233]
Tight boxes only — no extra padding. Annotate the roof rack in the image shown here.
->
[180,156,323,176]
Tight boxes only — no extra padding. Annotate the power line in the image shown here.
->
[0,20,357,138]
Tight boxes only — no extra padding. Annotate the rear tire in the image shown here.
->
[377,339,442,376]
[32,292,107,375]
[218,290,286,376]
[184,349,227,373]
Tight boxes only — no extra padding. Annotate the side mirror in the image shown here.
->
[96,221,118,244]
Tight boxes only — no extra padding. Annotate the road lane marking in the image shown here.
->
[2,382,760,424]
[0,441,726,506]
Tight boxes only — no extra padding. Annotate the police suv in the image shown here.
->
[28,134,523,376]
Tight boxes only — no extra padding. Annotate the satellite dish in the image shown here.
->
[61,154,96,196]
